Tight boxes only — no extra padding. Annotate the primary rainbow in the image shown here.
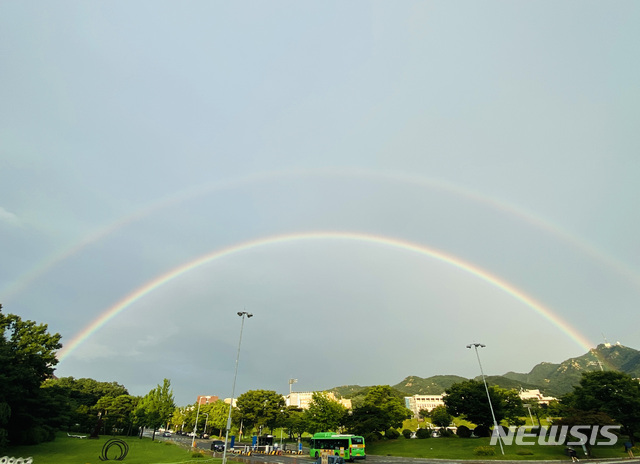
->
[57,231,595,361]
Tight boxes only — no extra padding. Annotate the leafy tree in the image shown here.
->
[42,377,129,433]
[95,394,139,436]
[0,306,63,447]
[345,386,411,436]
[444,379,523,429]
[206,400,230,438]
[235,390,286,435]
[284,408,306,441]
[170,406,188,434]
[180,400,229,437]
[498,387,526,426]
[430,406,453,429]
[563,371,640,444]
[135,379,175,440]
[304,392,347,435]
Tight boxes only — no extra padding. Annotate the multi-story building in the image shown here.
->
[197,395,219,405]
[285,391,352,410]
[518,389,556,405]
[404,394,445,418]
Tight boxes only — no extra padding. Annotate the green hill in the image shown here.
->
[392,375,468,395]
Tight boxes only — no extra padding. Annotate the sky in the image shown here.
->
[1,1,639,407]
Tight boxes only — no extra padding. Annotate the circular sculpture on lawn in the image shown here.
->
[99,438,130,461]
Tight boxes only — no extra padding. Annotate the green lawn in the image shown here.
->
[367,436,631,461]
[4,433,221,464]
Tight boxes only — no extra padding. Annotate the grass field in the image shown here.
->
[367,436,632,461]
[4,433,221,464]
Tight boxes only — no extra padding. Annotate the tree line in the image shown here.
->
[0,305,176,450]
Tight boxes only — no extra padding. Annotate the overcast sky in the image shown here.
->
[1,1,639,406]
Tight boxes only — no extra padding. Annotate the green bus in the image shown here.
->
[310,432,365,461]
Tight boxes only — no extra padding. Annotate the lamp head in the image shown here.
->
[247,313,253,318]
[237,312,243,316]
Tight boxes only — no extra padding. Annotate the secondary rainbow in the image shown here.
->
[57,231,595,361]
[6,168,640,305]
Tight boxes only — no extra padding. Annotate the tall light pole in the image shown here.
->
[288,378,298,407]
[222,311,253,464]
[191,399,202,449]
[467,343,504,455]
[203,413,209,436]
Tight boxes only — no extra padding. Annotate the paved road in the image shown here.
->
[153,435,640,464]
[225,453,640,464]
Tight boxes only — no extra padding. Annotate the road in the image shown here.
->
[151,433,640,464]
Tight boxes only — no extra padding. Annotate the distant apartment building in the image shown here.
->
[197,395,219,405]
[404,394,445,418]
[285,391,352,410]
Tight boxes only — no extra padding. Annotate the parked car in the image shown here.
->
[163,432,171,437]
[211,440,225,452]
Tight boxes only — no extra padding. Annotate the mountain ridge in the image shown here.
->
[327,344,639,399]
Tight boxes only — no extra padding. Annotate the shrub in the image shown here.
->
[191,452,204,458]
[401,429,412,439]
[415,428,432,439]
[456,425,472,438]
[473,425,490,437]
[474,446,496,456]
[516,449,534,455]
[385,428,400,440]
[364,432,382,443]
[439,428,455,437]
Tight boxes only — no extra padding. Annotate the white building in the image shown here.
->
[404,394,445,418]
[285,391,352,410]
[518,389,556,405]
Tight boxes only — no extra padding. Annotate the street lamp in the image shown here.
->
[191,399,202,448]
[466,343,504,455]
[203,413,209,436]
[289,378,297,396]
[222,311,253,464]
[280,409,284,451]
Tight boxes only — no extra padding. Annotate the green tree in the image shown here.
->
[430,405,453,429]
[563,371,640,444]
[42,377,129,433]
[207,400,230,438]
[135,379,175,440]
[235,390,286,435]
[284,408,306,441]
[444,379,523,428]
[304,392,347,435]
[95,394,139,436]
[345,386,411,436]
[170,406,189,434]
[498,387,525,426]
[0,306,63,447]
